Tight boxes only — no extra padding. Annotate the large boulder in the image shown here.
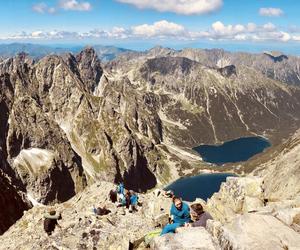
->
[206,176,264,222]
[150,227,219,250]
[209,213,300,250]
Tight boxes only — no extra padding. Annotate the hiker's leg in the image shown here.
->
[160,223,181,235]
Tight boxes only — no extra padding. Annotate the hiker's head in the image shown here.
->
[173,197,183,210]
[49,210,56,216]
[190,203,204,219]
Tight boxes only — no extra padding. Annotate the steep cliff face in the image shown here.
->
[0,49,182,208]
[0,169,30,235]
[0,54,87,204]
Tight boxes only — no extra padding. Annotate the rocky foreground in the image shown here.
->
[1,130,300,249]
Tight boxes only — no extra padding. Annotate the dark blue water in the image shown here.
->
[193,136,271,165]
[165,173,236,202]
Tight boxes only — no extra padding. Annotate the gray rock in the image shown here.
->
[151,227,219,250]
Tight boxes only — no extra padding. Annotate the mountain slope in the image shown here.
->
[1,46,300,208]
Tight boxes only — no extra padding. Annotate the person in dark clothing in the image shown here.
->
[185,203,213,228]
[109,189,118,203]
[125,190,131,209]
[43,210,61,236]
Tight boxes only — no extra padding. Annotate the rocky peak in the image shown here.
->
[76,47,103,93]
[147,46,175,57]
[0,52,34,77]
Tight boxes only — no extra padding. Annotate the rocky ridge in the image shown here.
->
[1,129,300,249]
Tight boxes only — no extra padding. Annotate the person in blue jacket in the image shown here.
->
[160,196,191,235]
[117,182,124,195]
[129,190,138,212]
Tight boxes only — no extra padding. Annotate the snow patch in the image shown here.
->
[13,148,55,175]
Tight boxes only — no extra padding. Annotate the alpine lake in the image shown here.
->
[165,136,271,201]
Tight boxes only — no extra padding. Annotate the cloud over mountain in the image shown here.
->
[1,20,300,43]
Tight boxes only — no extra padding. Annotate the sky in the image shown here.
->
[1,0,300,53]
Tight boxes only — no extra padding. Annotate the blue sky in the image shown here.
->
[1,0,300,53]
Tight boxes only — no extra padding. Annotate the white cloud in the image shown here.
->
[132,20,186,38]
[32,3,56,14]
[259,8,284,17]
[116,0,223,15]
[59,0,92,11]
[2,20,300,43]
[211,21,245,37]
[263,22,276,31]
[247,23,257,32]
[33,0,92,14]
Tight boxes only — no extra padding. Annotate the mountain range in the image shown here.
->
[1,45,300,236]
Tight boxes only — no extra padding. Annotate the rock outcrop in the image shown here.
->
[0,181,172,249]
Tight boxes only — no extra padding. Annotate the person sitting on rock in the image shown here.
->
[184,203,212,228]
[109,189,118,203]
[125,189,131,209]
[43,210,61,236]
[129,190,138,213]
[160,196,191,235]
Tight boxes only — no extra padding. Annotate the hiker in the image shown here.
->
[129,190,138,213]
[117,182,124,195]
[109,189,117,203]
[117,192,126,207]
[160,196,191,235]
[43,210,61,236]
[125,189,131,209]
[185,203,213,228]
